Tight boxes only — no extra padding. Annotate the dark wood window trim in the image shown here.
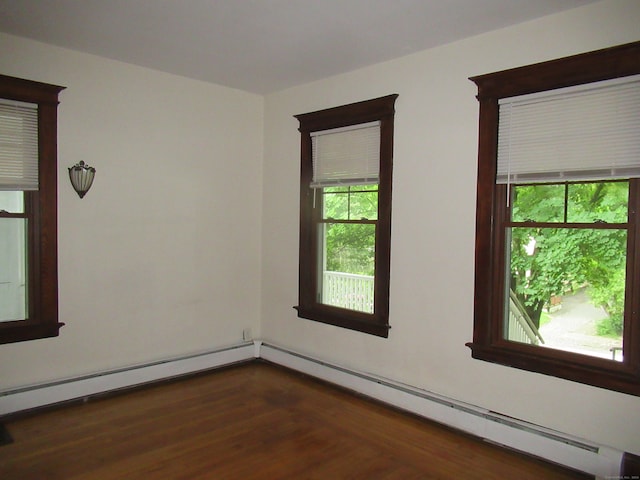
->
[294,95,398,337]
[0,74,65,344]
[621,451,640,477]
[467,42,640,396]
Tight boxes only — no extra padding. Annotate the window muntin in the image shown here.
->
[468,41,640,396]
[0,74,65,344]
[295,95,397,337]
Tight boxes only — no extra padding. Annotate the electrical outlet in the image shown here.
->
[243,328,252,341]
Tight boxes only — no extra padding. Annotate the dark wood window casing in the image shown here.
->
[0,74,65,344]
[295,95,398,337]
[467,42,640,396]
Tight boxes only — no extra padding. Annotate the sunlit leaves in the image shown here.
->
[509,181,628,333]
[322,185,377,276]
[323,185,377,220]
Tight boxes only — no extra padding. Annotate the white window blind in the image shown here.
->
[497,74,640,184]
[310,121,380,188]
[0,99,39,191]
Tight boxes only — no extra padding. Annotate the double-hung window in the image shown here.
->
[468,42,640,396]
[295,95,398,337]
[0,74,65,344]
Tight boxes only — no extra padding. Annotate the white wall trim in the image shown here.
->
[0,339,624,477]
[0,343,255,416]
[259,342,623,479]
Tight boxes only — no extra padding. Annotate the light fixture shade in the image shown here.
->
[68,161,95,198]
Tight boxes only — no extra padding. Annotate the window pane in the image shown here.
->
[349,189,378,220]
[319,223,375,313]
[512,182,629,224]
[567,182,628,223]
[323,185,378,221]
[506,226,626,361]
[323,191,349,220]
[512,184,564,222]
[0,191,24,213]
[0,217,28,321]
[324,186,349,193]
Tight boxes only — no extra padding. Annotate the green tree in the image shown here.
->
[323,186,377,276]
[510,182,627,333]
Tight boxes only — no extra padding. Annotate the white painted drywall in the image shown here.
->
[261,0,640,455]
[1,0,638,461]
[0,32,264,388]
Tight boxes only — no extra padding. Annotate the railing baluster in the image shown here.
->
[322,271,374,313]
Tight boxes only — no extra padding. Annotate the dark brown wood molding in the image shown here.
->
[295,94,398,337]
[0,74,65,104]
[294,305,390,338]
[0,74,66,344]
[295,94,399,133]
[0,322,66,345]
[621,451,640,477]
[467,41,640,396]
[470,41,640,100]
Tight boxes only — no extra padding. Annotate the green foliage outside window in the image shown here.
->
[510,181,628,336]
[322,185,377,276]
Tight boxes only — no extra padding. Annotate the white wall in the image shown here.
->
[0,33,264,388]
[1,0,639,461]
[261,0,640,455]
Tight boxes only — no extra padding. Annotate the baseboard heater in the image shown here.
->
[0,342,256,417]
[259,342,623,479]
[0,340,624,477]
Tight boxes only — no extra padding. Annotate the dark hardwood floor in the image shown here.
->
[0,361,591,479]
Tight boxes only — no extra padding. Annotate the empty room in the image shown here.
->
[0,1,639,478]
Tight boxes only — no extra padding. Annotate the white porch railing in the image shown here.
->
[507,290,544,345]
[322,271,374,313]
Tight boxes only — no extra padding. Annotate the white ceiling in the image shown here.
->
[0,0,597,94]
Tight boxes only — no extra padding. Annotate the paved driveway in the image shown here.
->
[539,289,622,361]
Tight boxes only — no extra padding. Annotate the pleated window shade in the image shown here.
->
[497,74,640,184]
[310,121,380,188]
[0,99,38,191]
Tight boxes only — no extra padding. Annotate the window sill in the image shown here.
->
[295,305,389,338]
[0,321,65,345]
[466,341,640,397]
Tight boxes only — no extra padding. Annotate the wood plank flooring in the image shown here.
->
[0,361,591,479]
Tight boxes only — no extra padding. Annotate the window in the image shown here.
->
[295,95,398,337]
[0,74,65,344]
[468,42,640,396]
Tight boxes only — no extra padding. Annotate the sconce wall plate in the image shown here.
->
[68,161,95,198]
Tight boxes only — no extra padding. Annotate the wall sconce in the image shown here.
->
[68,161,96,199]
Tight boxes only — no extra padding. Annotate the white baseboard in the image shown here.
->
[259,342,623,479]
[0,339,624,478]
[0,343,255,417]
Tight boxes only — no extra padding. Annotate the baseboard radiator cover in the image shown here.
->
[259,342,623,479]
[0,343,255,417]
[0,340,625,477]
